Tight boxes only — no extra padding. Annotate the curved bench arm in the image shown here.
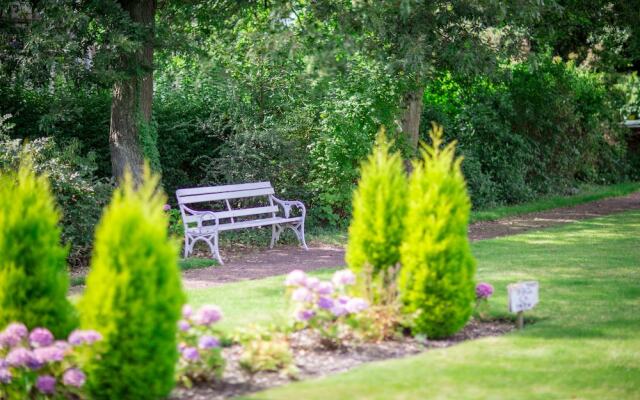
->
[180,205,220,232]
[271,196,306,219]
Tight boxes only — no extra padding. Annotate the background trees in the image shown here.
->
[1,0,638,241]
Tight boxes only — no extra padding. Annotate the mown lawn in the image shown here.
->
[188,211,640,399]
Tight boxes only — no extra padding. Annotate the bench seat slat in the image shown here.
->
[178,187,275,204]
[187,217,302,234]
[183,206,278,223]
[176,181,272,197]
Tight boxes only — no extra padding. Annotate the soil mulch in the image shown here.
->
[179,191,640,289]
[171,318,514,400]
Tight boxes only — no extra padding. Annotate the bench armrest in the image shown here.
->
[271,196,306,219]
[181,205,220,230]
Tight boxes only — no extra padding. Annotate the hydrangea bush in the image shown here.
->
[0,323,101,399]
[176,305,225,387]
[285,269,369,346]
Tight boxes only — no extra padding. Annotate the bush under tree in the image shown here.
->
[398,124,476,339]
[0,157,77,337]
[346,128,407,304]
[79,169,184,400]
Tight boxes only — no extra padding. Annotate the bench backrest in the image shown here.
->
[176,181,277,225]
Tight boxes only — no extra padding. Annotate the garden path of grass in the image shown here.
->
[188,211,640,399]
[181,190,640,289]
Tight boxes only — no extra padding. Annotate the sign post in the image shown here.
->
[508,281,539,329]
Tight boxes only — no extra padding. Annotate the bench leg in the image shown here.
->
[289,221,308,250]
[270,224,283,249]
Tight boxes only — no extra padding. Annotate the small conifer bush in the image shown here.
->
[345,129,407,304]
[398,124,476,338]
[79,169,185,400]
[0,158,76,337]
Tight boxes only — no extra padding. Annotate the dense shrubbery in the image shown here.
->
[423,55,631,208]
[398,125,476,339]
[0,159,77,337]
[0,134,113,267]
[346,129,406,304]
[79,171,184,400]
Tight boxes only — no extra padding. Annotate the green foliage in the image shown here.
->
[236,325,294,375]
[79,170,185,400]
[423,54,630,208]
[398,124,476,338]
[346,129,407,303]
[0,158,76,337]
[617,72,640,120]
[0,134,113,268]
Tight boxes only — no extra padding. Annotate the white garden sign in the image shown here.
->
[508,281,539,328]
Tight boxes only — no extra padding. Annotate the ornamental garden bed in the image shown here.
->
[171,318,514,400]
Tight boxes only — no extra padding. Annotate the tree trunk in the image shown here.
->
[400,87,425,151]
[109,0,156,184]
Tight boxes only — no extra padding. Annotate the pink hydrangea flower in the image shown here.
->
[62,368,86,387]
[317,296,334,310]
[345,298,368,314]
[198,335,220,349]
[285,269,307,286]
[34,346,65,363]
[316,281,334,295]
[178,320,190,332]
[68,330,102,346]
[29,328,54,348]
[163,204,172,211]
[196,305,222,325]
[0,368,11,384]
[182,304,193,318]
[332,269,356,287]
[181,346,199,361]
[304,277,320,290]
[295,309,316,322]
[292,287,313,303]
[476,282,494,299]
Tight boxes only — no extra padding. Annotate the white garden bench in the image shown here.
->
[176,182,308,264]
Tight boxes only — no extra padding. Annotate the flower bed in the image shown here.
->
[171,318,513,400]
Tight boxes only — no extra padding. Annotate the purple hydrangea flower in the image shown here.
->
[181,346,200,361]
[163,204,172,211]
[291,287,313,303]
[54,340,70,351]
[0,358,6,368]
[476,282,494,299]
[317,296,334,310]
[332,269,356,287]
[196,305,223,326]
[285,269,307,287]
[68,330,103,346]
[4,323,28,339]
[182,304,193,319]
[34,346,65,363]
[337,295,350,305]
[62,368,86,388]
[36,375,56,394]
[0,322,28,348]
[330,304,348,317]
[6,347,39,369]
[29,328,54,348]
[0,368,12,384]
[198,335,220,350]
[345,298,368,314]
[178,320,191,332]
[304,277,320,290]
[295,309,316,322]
[316,281,334,296]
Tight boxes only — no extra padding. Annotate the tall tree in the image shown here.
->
[109,0,156,183]
[307,0,543,151]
